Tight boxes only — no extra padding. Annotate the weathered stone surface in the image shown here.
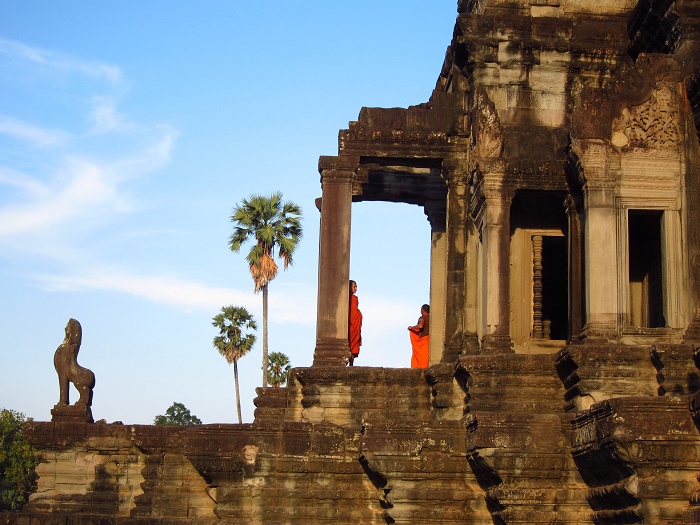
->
[571,396,700,524]
[5,1,700,523]
[3,346,700,524]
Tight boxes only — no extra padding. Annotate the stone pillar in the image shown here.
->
[426,200,447,364]
[663,209,686,329]
[576,140,618,340]
[442,160,472,359]
[480,178,515,354]
[313,156,358,366]
[565,194,584,339]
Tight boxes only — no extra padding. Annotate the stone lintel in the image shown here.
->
[455,12,629,55]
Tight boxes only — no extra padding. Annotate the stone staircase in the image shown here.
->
[460,353,591,524]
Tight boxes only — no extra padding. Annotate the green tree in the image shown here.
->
[212,305,257,423]
[229,192,302,387]
[0,408,38,511]
[267,352,291,387]
[153,402,202,426]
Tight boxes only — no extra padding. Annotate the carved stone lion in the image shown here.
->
[54,318,95,407]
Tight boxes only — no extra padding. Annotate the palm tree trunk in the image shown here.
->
[234,359,242,424]
[262,283,269,387]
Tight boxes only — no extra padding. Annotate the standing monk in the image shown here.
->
[348,280,363,366]
[408,304,430,368]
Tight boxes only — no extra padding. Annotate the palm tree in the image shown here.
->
[229,192,302,387]
[212,305,257,423]
[267,351,291,387]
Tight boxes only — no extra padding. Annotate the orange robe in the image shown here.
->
[349,294,363,357]
[410,331,429,368]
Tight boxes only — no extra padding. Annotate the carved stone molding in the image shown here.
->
[441,157,470,186]
[611,83,681,149]
[468,163,512,232]
[313,337,351,367]
[424,199,447,232]
[318,155,359,185]
[471,85,503,159]
[320,168,355,185]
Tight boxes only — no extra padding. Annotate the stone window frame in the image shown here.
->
[615,194,686,341]
[509,227,567,352]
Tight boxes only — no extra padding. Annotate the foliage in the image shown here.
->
[212,305,257,423]
[153,402,202,426]
[0,408,38,512]
[267,352,291,387]
[229,192,302,387]
[229,192,303,293]
[212,306,257,365]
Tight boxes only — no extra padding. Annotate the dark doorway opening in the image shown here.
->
[628,209,665,328]
[542,236,568,340]
[510,190,569,345]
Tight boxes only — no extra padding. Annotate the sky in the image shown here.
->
[0,2,458,424]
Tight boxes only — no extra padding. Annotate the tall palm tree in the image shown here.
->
[267,351,291,387]
[229,192,302,387]
[212,305,257,423]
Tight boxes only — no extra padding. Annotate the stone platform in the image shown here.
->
[3,344,700,524]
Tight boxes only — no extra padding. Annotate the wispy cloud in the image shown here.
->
[0,37,123,85]
[0,33,179,243]
[39,270,241,311]
[35,270,317,325]
[107,126,179,181]
[0,167,46,195]
[0,159,114,238]
[0,115,71,146]
[88,96,126,134]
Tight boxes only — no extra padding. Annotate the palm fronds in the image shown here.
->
[229,192,303,291]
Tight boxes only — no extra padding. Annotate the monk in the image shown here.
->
[348,280,363,365]
[408,304,430,368]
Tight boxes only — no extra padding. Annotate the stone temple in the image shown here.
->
[4,0,700,523]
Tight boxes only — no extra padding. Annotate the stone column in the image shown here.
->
[663,209,685,329]
[313,156,358,366]
[576,140,618,340]
[480,177,515,354]
[442,160,472,359]
[425,199,447,364]
[565,194,584,339]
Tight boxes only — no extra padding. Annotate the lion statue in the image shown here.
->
[54,318,95,407]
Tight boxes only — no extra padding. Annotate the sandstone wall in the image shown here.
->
[3,349,700,524]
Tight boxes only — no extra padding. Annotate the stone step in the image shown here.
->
[557,344,698,411]
[460,353,568,413]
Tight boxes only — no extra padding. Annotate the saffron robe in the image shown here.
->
[349,294,363,357]
[409,314,429,368]
[410,331,429,368]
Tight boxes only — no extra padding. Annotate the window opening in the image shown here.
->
[509,190,568,349]
[628,209,665,328]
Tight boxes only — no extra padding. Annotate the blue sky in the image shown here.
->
[0,2,457,424]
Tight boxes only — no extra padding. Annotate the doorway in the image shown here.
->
[509,190,568,352]
[628,209,665,328]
